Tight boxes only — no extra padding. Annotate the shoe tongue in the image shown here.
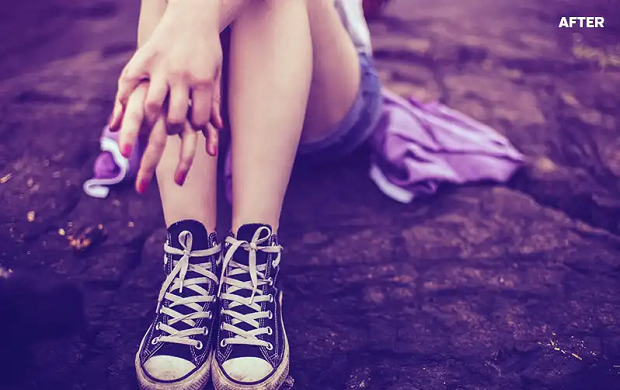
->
[233,223,274,266]
[236,223,273,242]
[167,219,210,256]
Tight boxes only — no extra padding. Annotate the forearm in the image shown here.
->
[137,0,167,47]
[141,0,251,40]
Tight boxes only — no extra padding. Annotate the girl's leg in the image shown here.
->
[228,0,313,232]
[214,2,313,388]
[156,136,217,230]
[302,0,362,143]
[213,2,364,389]
[134,0,220,229]
[133,2,228,388]
[229,0,362,232]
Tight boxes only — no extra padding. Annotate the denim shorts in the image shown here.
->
[296,52,383,163]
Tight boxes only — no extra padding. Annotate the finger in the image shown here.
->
[175,123,198,186]
[144,73,169,126]
[201,127,211,153]
[206,123,219,157]
[200,123,218,156]
[108,100,124,132]
[116,54,149,107]
[167,83,190,133]
[211,68,224,129]
[189,85,212,131]
[119,84,149,158]
[135,117,167,194]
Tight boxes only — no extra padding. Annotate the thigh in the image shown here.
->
[296,52,383,164]
[300,0,362,144]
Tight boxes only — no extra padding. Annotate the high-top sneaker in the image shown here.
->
[135,220,221,390]
[212,224,289,390]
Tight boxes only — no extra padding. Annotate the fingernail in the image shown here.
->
[121,144,132,158]
[136,178,149,194]
[174,171,186,186]
[108,117,118,131]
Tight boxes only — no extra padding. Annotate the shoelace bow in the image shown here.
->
[218,226,282,348]
[154,231,221,347]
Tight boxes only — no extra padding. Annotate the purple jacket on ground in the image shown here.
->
[367,90,523,203]
[83,125,141,199]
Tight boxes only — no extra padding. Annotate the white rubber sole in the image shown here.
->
[135,335,212,390]
[211,334,289,390]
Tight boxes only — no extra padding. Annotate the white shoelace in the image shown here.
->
[218,226,282,348]
[154,231,221,348]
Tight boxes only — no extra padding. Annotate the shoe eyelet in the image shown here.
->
[266,343,273,351]
[203,328,209,336]
[151,337,159,345]
[268,294,274,303]
[267,278,274,286]
[266,326,273,335]
[155,322,161,331]
[220,339,228,348]
[195,341,203,350]
[267,310,273,320]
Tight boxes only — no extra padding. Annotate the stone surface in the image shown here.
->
[1,0,619,389]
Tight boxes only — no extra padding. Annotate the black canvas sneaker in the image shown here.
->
[212,224,289,390]
[135,220,221,390]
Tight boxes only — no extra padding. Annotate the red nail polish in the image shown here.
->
[122,144,132,158]
[137,179,149,194]
[174,171,186,186]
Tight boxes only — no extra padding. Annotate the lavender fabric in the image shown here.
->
[83,124,141,198]
[84,89,523,202]
[367,89,523,203]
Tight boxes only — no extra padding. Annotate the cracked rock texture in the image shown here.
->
[0,0,619,389]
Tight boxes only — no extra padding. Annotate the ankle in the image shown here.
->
[232,221,279,236]
[165,218,216,233]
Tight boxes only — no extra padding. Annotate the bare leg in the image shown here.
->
[229,0,363,231]
[138,0,250,230]
[229,0,313,232]
[302,0,361,143]
[212,3,365,387]
[156,136,218,230]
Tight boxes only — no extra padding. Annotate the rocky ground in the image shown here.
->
[1,0,619,389]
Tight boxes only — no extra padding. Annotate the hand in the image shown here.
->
[109,0,223,157]
[120,82,208,193]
